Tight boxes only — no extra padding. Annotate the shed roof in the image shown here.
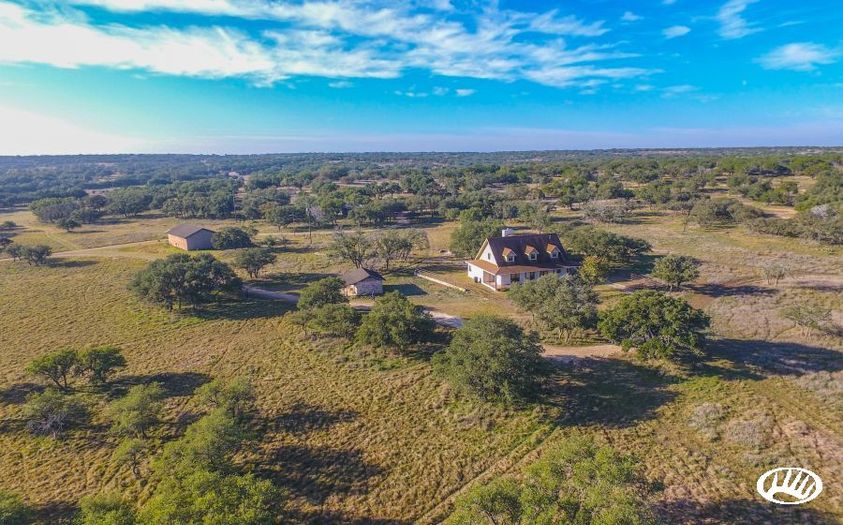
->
[341,267,384,285]
[167,224,214,238]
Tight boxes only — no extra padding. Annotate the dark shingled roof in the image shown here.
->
[167,224,214,238]
[341,268,384,285]
[483,233,569,267]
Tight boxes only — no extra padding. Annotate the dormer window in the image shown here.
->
[506,254,516,262]
[502,247,516,263]
[528,253,537,261]
[525,245,538,261]
[547,244,560,259]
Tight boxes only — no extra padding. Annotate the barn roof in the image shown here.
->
[341,267,384,285]
[167,224,214,238]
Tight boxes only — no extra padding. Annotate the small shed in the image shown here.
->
[341,268,384,297]
[167,224,215,251]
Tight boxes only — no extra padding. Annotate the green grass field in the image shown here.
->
[1,208,842,524]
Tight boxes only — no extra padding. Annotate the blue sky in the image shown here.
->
[0,0,841,153]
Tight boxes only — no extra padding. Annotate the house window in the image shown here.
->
[528,253,537,261]
[487,253,492,260]
[549,250,559,259]
[506,254,515,262]
[510,273,520,282]
[529,272,537,280]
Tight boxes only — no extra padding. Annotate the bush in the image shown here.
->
[130,253,241,310]
[77,494,136,525]
[308,304,361,338]
[560,226,650,265]
[232,248,276,278]
[650,254,700,290]
[0,491,32,525]
[297,277,347,310]
[195,377,256,420]
[211,227,253,250]
[77,346,126,385]
[598,290,710,360]
[433,315,547,404]
[139,469,279,525]
[687,403,726,441]
[446,437,654,525]
[23,389,89,437]
[26,348,79,390]
[355,292,433,352]
[107,383,165,438]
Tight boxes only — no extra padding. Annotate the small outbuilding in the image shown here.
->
[341,268,384,297]
[167,224,215,251]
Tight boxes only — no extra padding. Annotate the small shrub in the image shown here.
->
[687,403,726,441]
[23,389,89,437]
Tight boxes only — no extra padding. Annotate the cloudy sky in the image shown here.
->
[0,0,841,153]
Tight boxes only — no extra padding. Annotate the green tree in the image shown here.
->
[650,254,700,290]
[77,494,136,525]
[195,377,256,421]
[330,229,374,269]
[22,244,52,266]
[297,277,347,310]
[139,469,279,525]
[578,255,610,285]
[232,248,276,279]
[77,346,126,385]
[26,348,79,390]
[509,275,598,342]
[446,437,654,525]
[560,226,650,265]
[57,217,81,232]
[433,315,547,404]
[155,408,247,475]
[112,438,146,478]
[445,478,522,525]
[374,230,428,270]
[23,389,89,437]
[107,383,165,438]
[129,253,241,310]
[0,491,32,525]
[211,227,253,250]
[449,216,505,258]
[599,291,710,360]
[356,292,433,352]
[307,304,361,338]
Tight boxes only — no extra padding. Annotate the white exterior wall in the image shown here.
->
[478,244,497,264]
[467,263,486,282]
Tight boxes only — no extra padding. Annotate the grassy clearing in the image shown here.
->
[1,211,843,524]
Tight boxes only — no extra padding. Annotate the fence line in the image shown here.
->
[414,270,468,292]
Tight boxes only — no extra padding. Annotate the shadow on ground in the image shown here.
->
[701,338,843,380]
[655,498,837,525]
[549,357,678,428]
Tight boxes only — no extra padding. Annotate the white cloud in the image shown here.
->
[663,25,691,39]
[328,80,353,88]
[0,0,649,91]
[455,88,475,96]
[717,0,760,39]
[432,86,449,96]
[621,11,642,22]
[758,42,839,71]
[662,84,697,97]
[0,105,143,154]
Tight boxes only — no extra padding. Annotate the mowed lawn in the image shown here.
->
[1,213,843,524]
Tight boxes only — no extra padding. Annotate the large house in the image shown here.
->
[341,268,384,297]
[466,229,577,291]
[167,224,215,251]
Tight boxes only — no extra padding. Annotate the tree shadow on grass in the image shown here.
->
[0,382,44,404]
[548,357,679,428]
[383,283,426,296]
[655,498,837,525]
[261,272,335,291]
[47,259,98,269]
[31,500,78,525]
[289,509,409,525]
[195,297,294,321]
[699,338,843,381]
[689,283,777,299]
[270,402,358,434]
[111,371,210,399]
[262,444,383,506]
